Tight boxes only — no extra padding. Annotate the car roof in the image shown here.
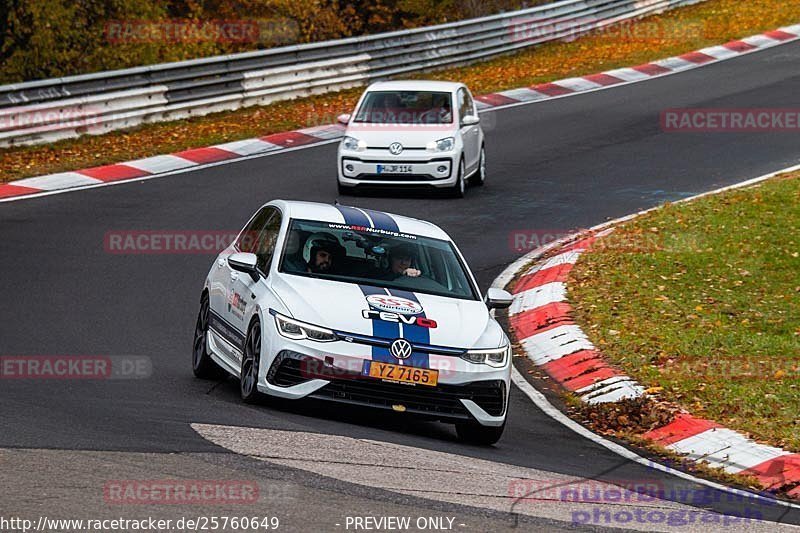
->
[269,200,452,241]
[364,80,465,93]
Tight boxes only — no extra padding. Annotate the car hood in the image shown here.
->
[271,273,504,349]
[344,125,458,149]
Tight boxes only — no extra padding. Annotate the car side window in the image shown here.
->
[463,89,475,118]
[254,209,282,275]
[236,207,272,253]
[457,88,468,124]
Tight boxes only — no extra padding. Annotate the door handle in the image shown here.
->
[230,272,238,282]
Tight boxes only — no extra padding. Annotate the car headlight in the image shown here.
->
[342,136,366,151]
[460,345,510,368]
[272,311,338,342]
[426,137,455,152]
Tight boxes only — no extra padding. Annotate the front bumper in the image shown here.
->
[267,351,506,424]
[258,333,509,426]
[338,148,457,187]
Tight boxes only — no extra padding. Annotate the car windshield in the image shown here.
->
[279,219,478,300]
[353,90,453,124]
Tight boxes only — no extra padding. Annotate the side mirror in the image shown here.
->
[485,288,513,310]
[337,113,351,125]
[461,115,480,127]
[228,252,260,282]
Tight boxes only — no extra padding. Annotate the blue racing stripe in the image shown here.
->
[358,285,397,363]
[386,289,430,369]
[362,209,399,232]
[334,205,371,228]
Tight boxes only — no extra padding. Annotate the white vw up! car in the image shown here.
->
[336,81,485,197]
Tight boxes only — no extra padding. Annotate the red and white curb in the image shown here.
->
[499,167,800,500]
[473,24,800,110]
[1,24,799,203]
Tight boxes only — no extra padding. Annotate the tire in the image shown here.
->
[240,319,264,403]
[455,420,506,445]
[192,293,225,379]
[469,146,486,187]
[449,159,466,198]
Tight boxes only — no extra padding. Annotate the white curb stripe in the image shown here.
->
[123,154,197,174]
[298,125,346,140]
[536,250,583,271]
[697,45,740,61]
[497,87,549,102]
[666,428,792,474]
[551,77,604,92]
[652,56,698,71]
[741,35,780,48]
[11,172,103,190]
[520,324,594,365]
[509,282,567,315]
[578,377,646,404]
[214,138,280,156]
[601,67,652,82]
[780,24,800,35]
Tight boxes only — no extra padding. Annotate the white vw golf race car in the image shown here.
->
[193,200,513,443]
[336,80,485,197]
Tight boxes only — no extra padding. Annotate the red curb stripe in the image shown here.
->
[78,164,149,182]
[174,147,238,164]
[722,40,756,53]
[261,131,320,147]
[583,73,625,87]
[679,51,716,64]
[514,263,573,293]
[543,350,620,391]
[642,414,723,446]
[531,83,574,97]
[764,30,796,41]
[509,302,573,339]
[631,63,671,76]
[475,93,519,106]
[740,454,800,490]
[0,183,41,198]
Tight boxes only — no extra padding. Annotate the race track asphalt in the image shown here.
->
[1,40,799,529]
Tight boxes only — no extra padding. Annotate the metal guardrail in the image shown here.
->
[0,0,703,147]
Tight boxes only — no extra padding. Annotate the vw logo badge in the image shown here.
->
[389,142,403,155]
[390,338,412,360]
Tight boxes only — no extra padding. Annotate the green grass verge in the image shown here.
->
[569,171,800,451]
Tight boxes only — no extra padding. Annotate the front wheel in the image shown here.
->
[240,319,264,403]
[192,293,225,379]
[456,421,506,445]
[449,159,466,198]
[469,146,486,187]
